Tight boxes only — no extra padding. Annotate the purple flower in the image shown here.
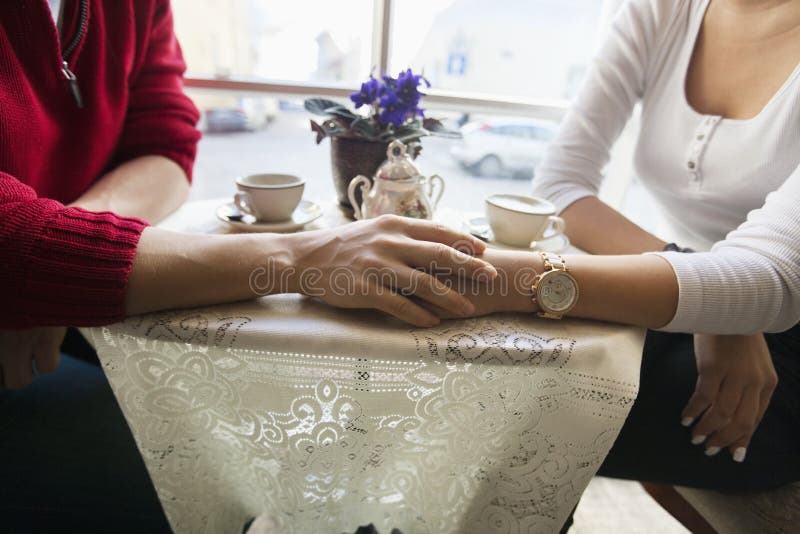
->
[381,73,397,87]
[378,91,409,126]
[396,69,427,106]
[350,77,380,108]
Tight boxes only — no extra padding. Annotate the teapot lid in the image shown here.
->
[375,140,420,181]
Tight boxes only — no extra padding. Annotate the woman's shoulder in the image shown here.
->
[615,0,698,37]
[606,0,703,83]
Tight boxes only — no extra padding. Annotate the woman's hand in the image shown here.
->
[424,249,542,318]
[0,327,65,390]
[682,333,778,463]
[284,215,499,327]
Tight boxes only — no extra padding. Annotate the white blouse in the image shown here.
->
[532,0,800,334]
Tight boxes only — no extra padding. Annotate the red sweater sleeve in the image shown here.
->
[114,0,201,181]
[0,172,148,329]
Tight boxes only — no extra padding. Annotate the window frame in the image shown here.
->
[181,0,613,120]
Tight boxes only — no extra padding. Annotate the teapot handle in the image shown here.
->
[347,175,372,220]
[428,174,445,209]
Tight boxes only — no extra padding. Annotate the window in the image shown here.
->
[172,1,642,219]
[389,0,607,100]
[172,0,374,85]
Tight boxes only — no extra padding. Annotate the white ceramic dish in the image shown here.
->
[216,200,322,233]
[463,216,570,253]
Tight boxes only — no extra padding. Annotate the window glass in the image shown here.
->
[185,92,649,235]
[185,91,561,213]
[389,0,606,100]
[171,0,374,84]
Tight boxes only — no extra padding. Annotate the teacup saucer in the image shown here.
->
[463,216,570,253]
[216,200,322,233]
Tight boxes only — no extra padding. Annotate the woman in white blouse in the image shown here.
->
[442,0,800,518]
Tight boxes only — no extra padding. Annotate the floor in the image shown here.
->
[573,478,688,533]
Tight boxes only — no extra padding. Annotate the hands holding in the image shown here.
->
[282,215,499,327]
[682,333,777,463]
[0,327,65,390]
[415,248,542,319]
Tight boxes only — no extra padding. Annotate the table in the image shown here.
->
[83,199,645,534]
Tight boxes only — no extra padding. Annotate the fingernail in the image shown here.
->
[705,446,721,456]
[681,417,694,427]
[462,301,476,315]
[733,447,747,463]
[691,434,706,445]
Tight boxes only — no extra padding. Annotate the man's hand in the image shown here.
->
[287,215,499,327]
[683,333,778,463]
[420,249,544,319]
[0,327,66,390]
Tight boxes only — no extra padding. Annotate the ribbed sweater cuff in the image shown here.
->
[15,205,148,327]
[648,251,705,333]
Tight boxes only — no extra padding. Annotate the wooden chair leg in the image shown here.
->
[641,483,717,533]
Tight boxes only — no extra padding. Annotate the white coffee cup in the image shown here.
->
[234,174,305,222]
[485,194,566,247]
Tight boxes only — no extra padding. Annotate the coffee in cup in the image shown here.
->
[234,174,305,222]
[485,194,565,248]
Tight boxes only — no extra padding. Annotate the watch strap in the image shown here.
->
[531,252,572,319]
[540,251,568,272]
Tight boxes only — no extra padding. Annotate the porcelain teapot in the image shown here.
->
[347,140,445,220]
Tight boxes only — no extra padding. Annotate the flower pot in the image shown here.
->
[330,136,389,219]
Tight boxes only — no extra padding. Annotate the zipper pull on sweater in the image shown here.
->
[61,61,84,109]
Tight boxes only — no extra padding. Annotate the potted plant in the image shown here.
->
[305,69,461,217]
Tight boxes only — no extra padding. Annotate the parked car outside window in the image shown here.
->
[449,118,558,179]
[203,108,250,133]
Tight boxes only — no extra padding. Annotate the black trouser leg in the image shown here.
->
[0,354,171,533]
[561,326,800,532]
[598,328,800,492]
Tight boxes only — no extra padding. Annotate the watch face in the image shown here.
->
[538,272,578,313]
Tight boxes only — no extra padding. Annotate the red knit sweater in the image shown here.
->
[0,0,200,329]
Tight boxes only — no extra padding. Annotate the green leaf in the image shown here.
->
[422,118,462,139]
[350,118,380,139]
[304,98,347,116]
[396,132,426,143]
[310,119,327,144]
[392,125,427,143]
[323,106,358,123]
[309,119,347,144]
[392,125,421,137]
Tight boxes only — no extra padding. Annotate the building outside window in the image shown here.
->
[170,0,650,223]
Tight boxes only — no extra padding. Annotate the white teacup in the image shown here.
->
[485,194,566,247]
[234,174,305,222]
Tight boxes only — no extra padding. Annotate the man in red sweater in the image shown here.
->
[1,1,199,531]
[0,2,495,531]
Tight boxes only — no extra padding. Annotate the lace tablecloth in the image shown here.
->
[84,200,645,534]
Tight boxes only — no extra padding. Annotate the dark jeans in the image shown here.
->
[0,335,171,533]
[562,325,800,532]
[599,326,800,491]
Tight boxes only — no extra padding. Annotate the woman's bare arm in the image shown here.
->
[560,196,668,255]
[460,249,678,329]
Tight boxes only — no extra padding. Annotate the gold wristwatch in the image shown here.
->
[531,252,579,319]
